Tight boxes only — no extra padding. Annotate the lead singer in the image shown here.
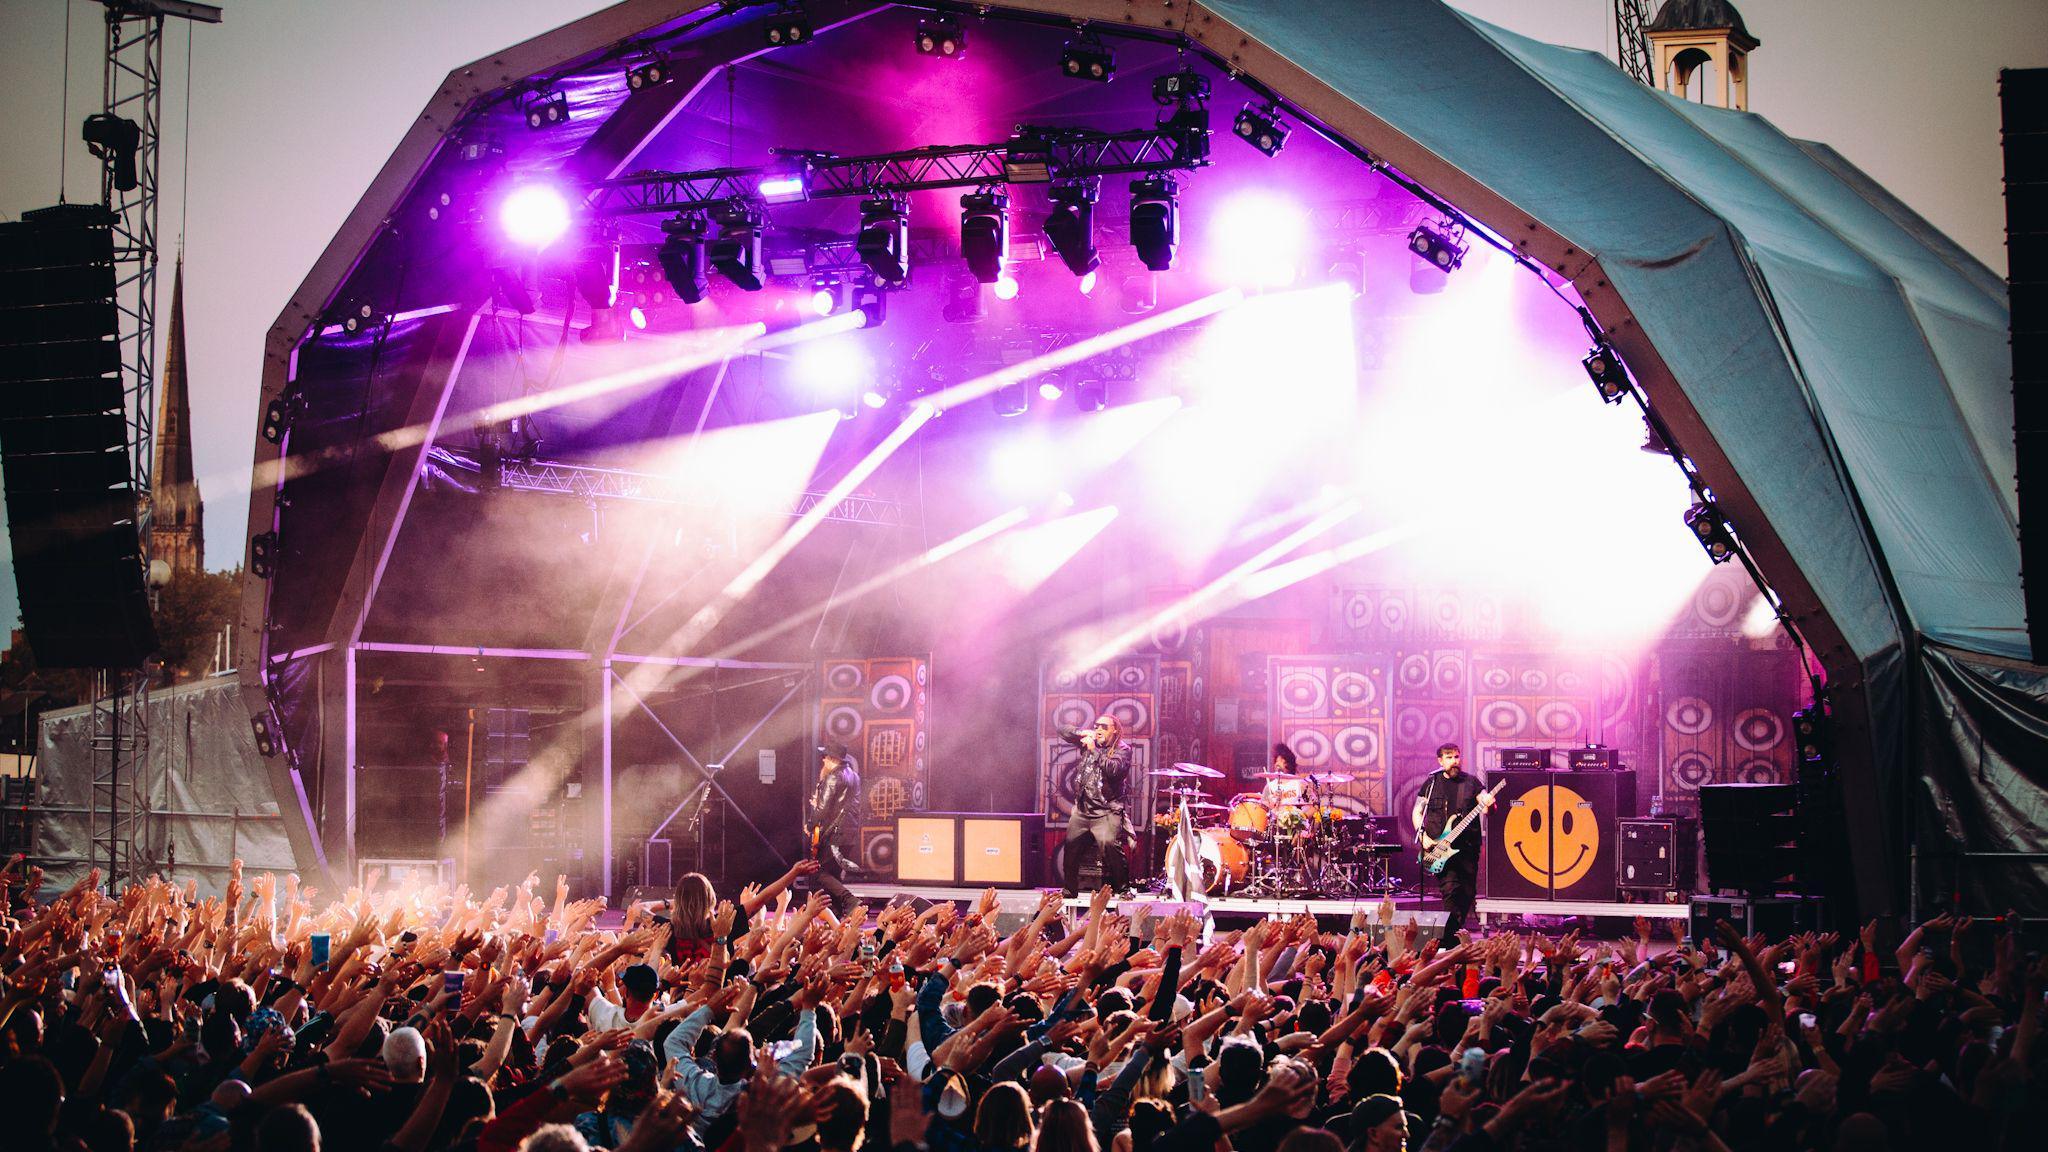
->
[1058,715,1133,897]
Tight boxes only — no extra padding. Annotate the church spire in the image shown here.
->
[149,257,204,574]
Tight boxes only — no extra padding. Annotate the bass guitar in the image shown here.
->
[1419,779,1507,874]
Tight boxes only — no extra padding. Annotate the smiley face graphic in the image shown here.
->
[1502,784,1599,889]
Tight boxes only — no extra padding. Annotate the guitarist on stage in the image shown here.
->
[805,742,861,915]
[1410,742,1495,944]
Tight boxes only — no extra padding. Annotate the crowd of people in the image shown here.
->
[0,851,2042,1152]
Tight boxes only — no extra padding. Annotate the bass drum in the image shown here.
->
[1173,828,1247,894]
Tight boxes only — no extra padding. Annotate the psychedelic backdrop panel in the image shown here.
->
[1654,647,1805,815]
[818,656,931,879]
[1267,656,1394,814]
[1037,655,1160,872]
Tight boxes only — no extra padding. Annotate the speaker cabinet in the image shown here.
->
[896,813,1045,887]
[1617,818,1697,893]
[1486,769,1637,902]
[896,816,959,883]
[1689,893,1825,943]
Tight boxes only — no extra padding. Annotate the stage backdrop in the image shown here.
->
[817,656,931,880]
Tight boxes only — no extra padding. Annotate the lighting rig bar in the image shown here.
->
[494,457,913,528]
[591,124,1209,217]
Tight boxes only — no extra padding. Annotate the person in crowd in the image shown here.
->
[0,851,2042,1152]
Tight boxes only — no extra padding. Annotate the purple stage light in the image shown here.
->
[810,287,837,316]
[501,184,571,249]
[628,306,647,330]
[1038,376,1065,401]
[1077,270,1098,296]
[758,173,809,203]
[993,273,1020,301]
[1210,190,1306,289]
[862,387,890,409]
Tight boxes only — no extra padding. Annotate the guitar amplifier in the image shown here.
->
[1566,746,1622,771]
[1499,748,1553,770]
[898,813,1046,886]
[1486,769,1636,901]
[1617,818,1696,892]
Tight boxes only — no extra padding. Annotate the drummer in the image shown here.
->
[1263,743,1306,809]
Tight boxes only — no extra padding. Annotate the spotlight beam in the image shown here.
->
[922,289,1244,413]
[1066,495,1363,669]
[251,313,876,494]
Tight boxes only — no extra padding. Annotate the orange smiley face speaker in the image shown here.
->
[1502,784,1599,889]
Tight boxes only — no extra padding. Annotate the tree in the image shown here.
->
[151,567,242,684]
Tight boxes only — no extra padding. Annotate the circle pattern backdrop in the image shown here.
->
[824,705,864,741]
[870,674,911,713]
[1433,653,1467,696]
[826,663,864,693]
[1735,757,1780,784]
[861,831,897,873]
[1478,700,1529,738]
[1279,671,1328,716]
[1395,706,1430,746]
[1732,708,1785,752]
[1051,698,1097,731]
[1105,696,1151,733]
[1333,725,1380,768]
[1693,575,1743,629]
[1332,671,1376,712]
[1288,727,1333,766]
[1667,697,1713,736]
[1398,655,1431,692]
[866,777,910,820]
[1669,749,1714,790]
[1536,701,1583,739]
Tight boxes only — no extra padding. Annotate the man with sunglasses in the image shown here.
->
[1058,715,1134,897]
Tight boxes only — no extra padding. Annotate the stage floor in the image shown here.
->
[844,882,1690,923]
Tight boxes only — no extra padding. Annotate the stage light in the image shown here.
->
[854,286,888,329]
[490,267,536,314]
[765,11,810,46]
[1792,706,1831,765]
[629,306,647,330]
[657,214,711,304]
[1061,36,1115,82]
[994,383,1030,417]
[1003,133,1054,183]
[1684,500,1737,564]
[809,277,841,316]
[338,301,386,336]
[1233,103,1289,156]
[1152,69,1210,106]
[1078,270,1098,295]
[757,168,810,204]
[626,58,671,91]
[1407,220,1467,273]
[1325,251,1364,298]
[1037,374,1065,401]
[857,195,911,285]
[993,273,1020,301]
[82,113,142,191]
[1129,177,1180,272]
[523,89,569,130]
[1043,180,1101,278]
[709,201,766,291]
[1211,189,1305,289]
[960,191,1009,284]
[1583,344,1631,404]
[1073,377,1108,411]
[574,245,618,310]
[862,385,890,409]
[500,183,571,249]
[915,16,965,57]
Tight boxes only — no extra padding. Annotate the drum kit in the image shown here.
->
[1152,762,1405,898]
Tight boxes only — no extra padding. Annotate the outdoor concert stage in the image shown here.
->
[846,882,1692,929]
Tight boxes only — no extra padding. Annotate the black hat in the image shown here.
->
[820,741,852,762]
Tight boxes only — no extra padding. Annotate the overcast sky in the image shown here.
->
[1,0,2043,632]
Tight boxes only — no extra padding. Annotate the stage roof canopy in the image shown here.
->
[244,0,2022,910]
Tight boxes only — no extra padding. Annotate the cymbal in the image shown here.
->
[1171,762,1225,779]
[1181,801,1227,811]
[1253,770,1303,780]
[1305,771,1354,784]
[1151,767,1203,778]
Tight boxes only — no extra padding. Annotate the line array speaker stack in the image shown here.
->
[2007,68,2048,661]
[0,204,155,668]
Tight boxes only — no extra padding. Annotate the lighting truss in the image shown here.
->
[592,123,1210,217]
[493,457,914,528]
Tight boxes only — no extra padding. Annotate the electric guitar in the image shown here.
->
[1419,779,1507,874]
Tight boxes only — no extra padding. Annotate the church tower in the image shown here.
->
[149,258,204,574]
[1645,0,1760,112]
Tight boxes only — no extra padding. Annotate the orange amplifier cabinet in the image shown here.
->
[894,813,1045,887]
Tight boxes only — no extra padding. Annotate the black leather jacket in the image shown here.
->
[806,764,861,864]
[1058,726,1132,820]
